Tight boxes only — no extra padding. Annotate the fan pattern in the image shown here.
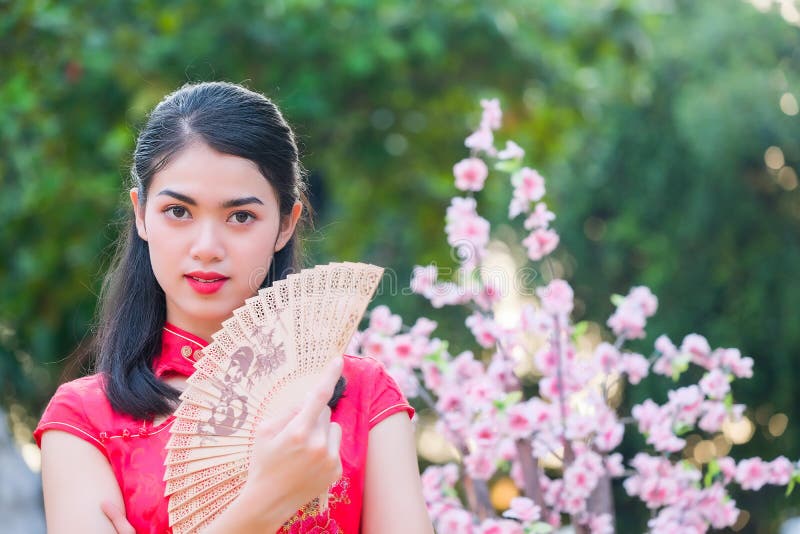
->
[163,262,384,533]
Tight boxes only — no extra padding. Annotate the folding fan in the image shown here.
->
[162,261,384,533]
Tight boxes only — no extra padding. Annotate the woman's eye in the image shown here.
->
[165,206,189,219]
[229,211,255,224]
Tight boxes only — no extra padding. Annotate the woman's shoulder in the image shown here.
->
[340,354,415,428]
[33,373,120,453]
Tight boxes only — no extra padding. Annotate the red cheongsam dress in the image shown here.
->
[34,322,414,533]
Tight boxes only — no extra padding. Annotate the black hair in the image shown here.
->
[93,81,344,420]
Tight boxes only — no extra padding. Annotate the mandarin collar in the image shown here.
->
[152,322,209,378]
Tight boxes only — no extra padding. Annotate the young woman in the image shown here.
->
[33,81,433,534]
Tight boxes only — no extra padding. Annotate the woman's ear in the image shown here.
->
[129,188,148,241]
[274,201,303,252]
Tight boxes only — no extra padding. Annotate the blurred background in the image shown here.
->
[2,0,800,531]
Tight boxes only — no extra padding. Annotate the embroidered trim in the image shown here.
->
[163,326,205,349]
[368,403,412,425]
[37,421,106,448]
[106,421,174,440]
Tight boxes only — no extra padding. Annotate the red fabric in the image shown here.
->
[34,322,414,533]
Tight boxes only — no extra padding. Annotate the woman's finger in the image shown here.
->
[100,500,136,534]
[328,422,343,477]
[293,357,343,433]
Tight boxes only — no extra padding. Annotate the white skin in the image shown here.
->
[40,141,433,533]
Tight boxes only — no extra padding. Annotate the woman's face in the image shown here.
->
[130,141,301,340]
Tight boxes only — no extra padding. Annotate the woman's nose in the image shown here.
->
[190,221,225,262]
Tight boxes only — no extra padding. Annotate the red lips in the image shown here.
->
[184,271,229,295]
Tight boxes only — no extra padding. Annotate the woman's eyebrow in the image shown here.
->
[156,189,264,208]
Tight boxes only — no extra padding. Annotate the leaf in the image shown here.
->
[610,294,625,306]
[528,522,554,533]
[494,159,521,173]
[704,458,720,487]
[724,393,734,410]
[572,320,589,340]
[493,390,523,412]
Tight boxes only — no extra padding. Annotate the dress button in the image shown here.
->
[121,428,131,439]
[181,345,193,358]
[193,349,203,360]
[99,432,108,442]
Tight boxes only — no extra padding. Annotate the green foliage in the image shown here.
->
[2,0,800,528]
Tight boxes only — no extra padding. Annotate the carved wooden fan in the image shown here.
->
[162,262,384,533]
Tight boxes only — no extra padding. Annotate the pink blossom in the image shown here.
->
[566,415,594,441]
[465,127,495,155]
[410,316,438,337]
[647,424,686,453]
[429,282,471,308]
[607,299,646,339]
[465,312,498,348]
[470,420,500,449]
[537,279,574,315]
[502,497,541,523]
[533,346,558,375]
[523,202,556,230]
[719,348,754,378]
[639,476,680,509]
[593,342,620,373]
[436,390,465,414]
[437,508,476,534]
[509,167,546,218]
[699,369,730,400]
[522,228,559,261]
[736,457,771,490]
[360,332,390,361]
[605,453,625,477]
[447,196,480,220]
[390,334,425,366]
[445,198,490,257]
[388,365,420,397]
[505,402,536,438]
[454,157,489,192]
[767,456,795,485]
[487,355,518,391]
[631,399,662,433]
[474,279,504,311]
[520,304,552,335]
[465,377,502,407]
[465,451,496,480]
[681,333,716,369]
[698,401,727,433]
[421,360,443,391]
[496,438,517,461]
[410,264,438,296]
[479,519,524,534]
[627,286,658,317]
[594,419,624,452]
[497,140,525,160]
[480,98,502,130]
[621,353,650,384]
[655,334,678,356]
[345,330,362,355]
[718,456,737,484]
[368,305,402,336]
[588,514,614,534]
[453,351,484,380]
[667,385,704,425]
[528,398,555,427]
[564,462,600,499]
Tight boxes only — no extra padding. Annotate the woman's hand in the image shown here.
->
[100,500,135,534]
[205,356,345,532]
